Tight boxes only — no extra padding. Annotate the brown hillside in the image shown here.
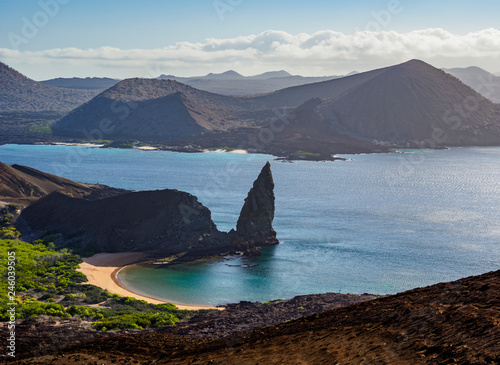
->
[0,162,123,206]
[0,61,98,112]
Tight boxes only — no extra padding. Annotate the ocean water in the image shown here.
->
[1,144,500,306]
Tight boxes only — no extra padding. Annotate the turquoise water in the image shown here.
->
[1,144,500,305]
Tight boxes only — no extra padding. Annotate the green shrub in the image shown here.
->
[92,312,179,331]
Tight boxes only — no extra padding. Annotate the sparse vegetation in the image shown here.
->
[103,139,136,149]
[79,139,111,144]
[296,151,321,158]
[29,122,53,134]
[0,111,65,144]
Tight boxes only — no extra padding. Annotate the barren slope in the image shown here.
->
[0,62,98,112]
[319,60,500,145]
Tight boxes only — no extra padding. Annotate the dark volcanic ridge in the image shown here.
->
[0,61,99,112]
[52,60,500,157]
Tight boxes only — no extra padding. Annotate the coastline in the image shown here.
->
[77,252,221,311]
[49,142,249,155]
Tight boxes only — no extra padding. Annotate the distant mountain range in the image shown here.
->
[53,59,500,157]
[157,70,340,96]
[38,70,340,96]
[0,62,99,112]
[443,66,500,103]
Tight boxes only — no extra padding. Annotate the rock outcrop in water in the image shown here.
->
[235,161,278,246]
[15,162,277,256]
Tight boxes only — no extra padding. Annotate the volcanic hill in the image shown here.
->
[0,61,99,112]
[52,78,266,141]
[317,59,500,146]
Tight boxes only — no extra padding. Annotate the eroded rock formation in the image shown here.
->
[15,162,278,256]
[234,161,278,247]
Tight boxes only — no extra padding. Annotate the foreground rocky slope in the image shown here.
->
[9,269,500,364]
[15,162,278,255]
[2,292,379,363]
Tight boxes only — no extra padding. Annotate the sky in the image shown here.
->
[1,0,500,80]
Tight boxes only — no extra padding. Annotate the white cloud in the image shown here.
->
[2,28,500,79]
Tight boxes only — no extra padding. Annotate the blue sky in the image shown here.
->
[1,0,500,79]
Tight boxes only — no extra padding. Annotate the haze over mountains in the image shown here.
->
[38,67,500,102]
[157,70,340,96]
[443,66,500,103]
[39,70,339,96]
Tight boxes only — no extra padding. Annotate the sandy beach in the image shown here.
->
[203,148,248,154]
[135,146,159,150]
[77,252,220,310]
[52,142,106,148]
